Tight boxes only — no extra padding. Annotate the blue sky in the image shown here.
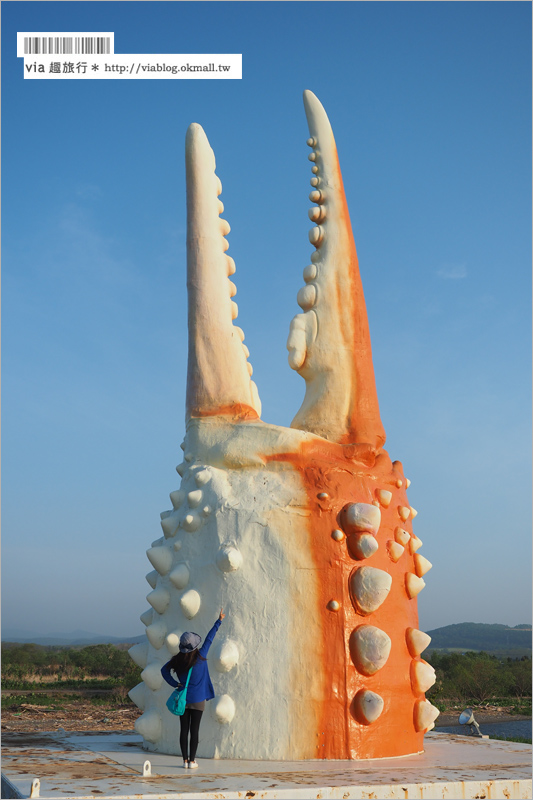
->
[2,1,531,638]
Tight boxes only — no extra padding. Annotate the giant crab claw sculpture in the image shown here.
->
[130,91,438,761]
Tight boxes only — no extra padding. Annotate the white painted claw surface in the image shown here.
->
[398,506,411,522]
[183,512,202,532]
[180,589,201,619]
[343,503,381,536]
[145,570,158,589]
[414,553,432,577]
[128,682,147,711]
[410,659,436,694]
[287,311,317,370]
[185,123,261,420]
[170,489,185,509]
[414,699,440,732]
[297,284,317,311]
[146,546,173,575]
[147,587,170,614]
[405,573,426,599]
[187,489,203,507]
[353,689,384,725]
[135,709,162,743]
[165,630,183,656]
[215,545,243,572]
[406,628,432,657]
[376,489,392,508]
[169,563,190,589]
[350,567,392,615]
[140,608,154,627]
[348,532,379,560]
[349,625,391,676]
[214,640,240,673]
[161,513,180,538]
[213,694,236,724]
[195,469,211,486]
[146,619,167,649]
[141,662,164,691]
[395,527,410,547]
[386,540,404,562]
[128,642,148,669]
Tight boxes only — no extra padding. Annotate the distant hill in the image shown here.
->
[3,622,532,655]
[426,622,532,657]
[1,628,145,647]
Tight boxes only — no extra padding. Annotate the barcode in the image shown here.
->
[23,36,111,55]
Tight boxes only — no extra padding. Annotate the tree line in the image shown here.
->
[2,642,141,687]
[426,651,531,705]
[2,642,531,705]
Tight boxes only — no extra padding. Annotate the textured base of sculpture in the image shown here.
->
[130,419,437,760]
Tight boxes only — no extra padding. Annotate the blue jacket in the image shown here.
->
[161,619,221,704]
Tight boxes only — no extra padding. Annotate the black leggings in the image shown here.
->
[179,708,203,761]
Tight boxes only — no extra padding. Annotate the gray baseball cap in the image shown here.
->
[179,632,202,653]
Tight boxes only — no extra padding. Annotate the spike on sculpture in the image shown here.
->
[131,91,438,760]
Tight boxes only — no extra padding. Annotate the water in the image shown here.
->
[437,718,532,740]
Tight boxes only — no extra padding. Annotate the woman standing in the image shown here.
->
[161,609,225,769]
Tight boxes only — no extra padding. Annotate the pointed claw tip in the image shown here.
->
[186,122,206,146]
[302,90,328,122]
[185,123,215,167]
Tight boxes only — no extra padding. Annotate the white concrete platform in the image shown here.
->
[1,729,531,799]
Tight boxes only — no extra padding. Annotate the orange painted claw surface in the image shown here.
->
[270,444,429,758]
